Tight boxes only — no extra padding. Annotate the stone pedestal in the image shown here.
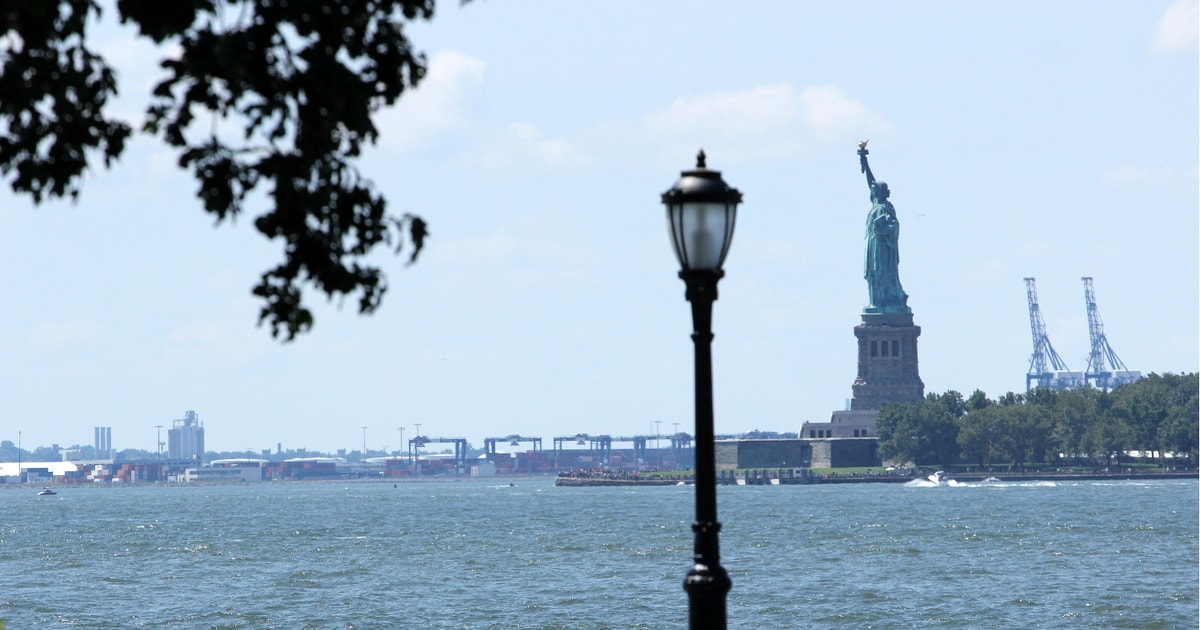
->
[851,312,924,410]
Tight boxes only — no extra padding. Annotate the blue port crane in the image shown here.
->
[1025,278,1079,391]
[1081,277,1140,390]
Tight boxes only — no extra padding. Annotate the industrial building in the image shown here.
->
[94,426,112,460]
[168,410,205,461]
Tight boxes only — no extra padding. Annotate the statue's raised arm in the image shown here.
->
[858,140,877,193]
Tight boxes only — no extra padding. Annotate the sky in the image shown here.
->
[1,1,1196,455]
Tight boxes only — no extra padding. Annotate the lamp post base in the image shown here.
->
[684,526,732,630]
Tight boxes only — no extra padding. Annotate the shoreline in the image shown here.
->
[7,470,1196,490]
[1,474,557,490]
[554,470,1199,487]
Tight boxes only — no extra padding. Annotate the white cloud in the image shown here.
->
[1101,164,1198,186]
[799,86,892,141]
[466,122,590,171]
[27,320,100,347]
[372,50,589,170]
[507,123,578,164]
[373,58,888,170]
[645,84,801,137]
[375,50,487,153]
[1151,1,1199,53]
[641,84,891,157]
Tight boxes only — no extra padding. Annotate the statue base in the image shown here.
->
[850,312,925,410]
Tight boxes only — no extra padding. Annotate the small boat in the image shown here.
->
[927,471,950,485]
[37,489,56,496]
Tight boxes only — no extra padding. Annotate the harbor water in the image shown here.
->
[2,478,1196,628]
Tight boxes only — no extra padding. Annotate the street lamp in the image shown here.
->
[662,149,741,629]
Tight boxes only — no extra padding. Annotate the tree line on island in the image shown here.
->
[876,372,1198,470]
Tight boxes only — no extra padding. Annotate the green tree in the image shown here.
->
[996,391,1024,408]
[922,396,962,467]
[1166,374,1199,465]
[1,0,439,339]
[930,390,967,419]
[1108,376,1164,457]
[116,448,156,461]
[1045,387,1107,464]
[957,406,1006,469]
[1159,393,1199,466]
[876,403,920,465]
[1107,373,1199,462]
[0,440,23,463]
[1023,386,1059,409]
[996,403,1051,469]
[891,376,1196,470]
[965,389,993,412]
[876,395,961,467]
[30,445,60,460]
[1085,413,1131,467]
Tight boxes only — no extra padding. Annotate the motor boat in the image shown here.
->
[905,470,956,488]
[37,489,56,496]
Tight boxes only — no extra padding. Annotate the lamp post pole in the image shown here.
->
[661,150,741,630]
[682,268,729,628]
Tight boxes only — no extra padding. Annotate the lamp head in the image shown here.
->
[661,150,742,273]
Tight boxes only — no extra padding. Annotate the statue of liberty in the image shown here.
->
[857,141,910,314]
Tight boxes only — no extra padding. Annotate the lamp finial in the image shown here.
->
[696,149,707,169]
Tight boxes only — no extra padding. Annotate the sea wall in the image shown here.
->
[714,438,879,470]
[715,439,812,470]
[554,477,681,487]
[809,438,879,468]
